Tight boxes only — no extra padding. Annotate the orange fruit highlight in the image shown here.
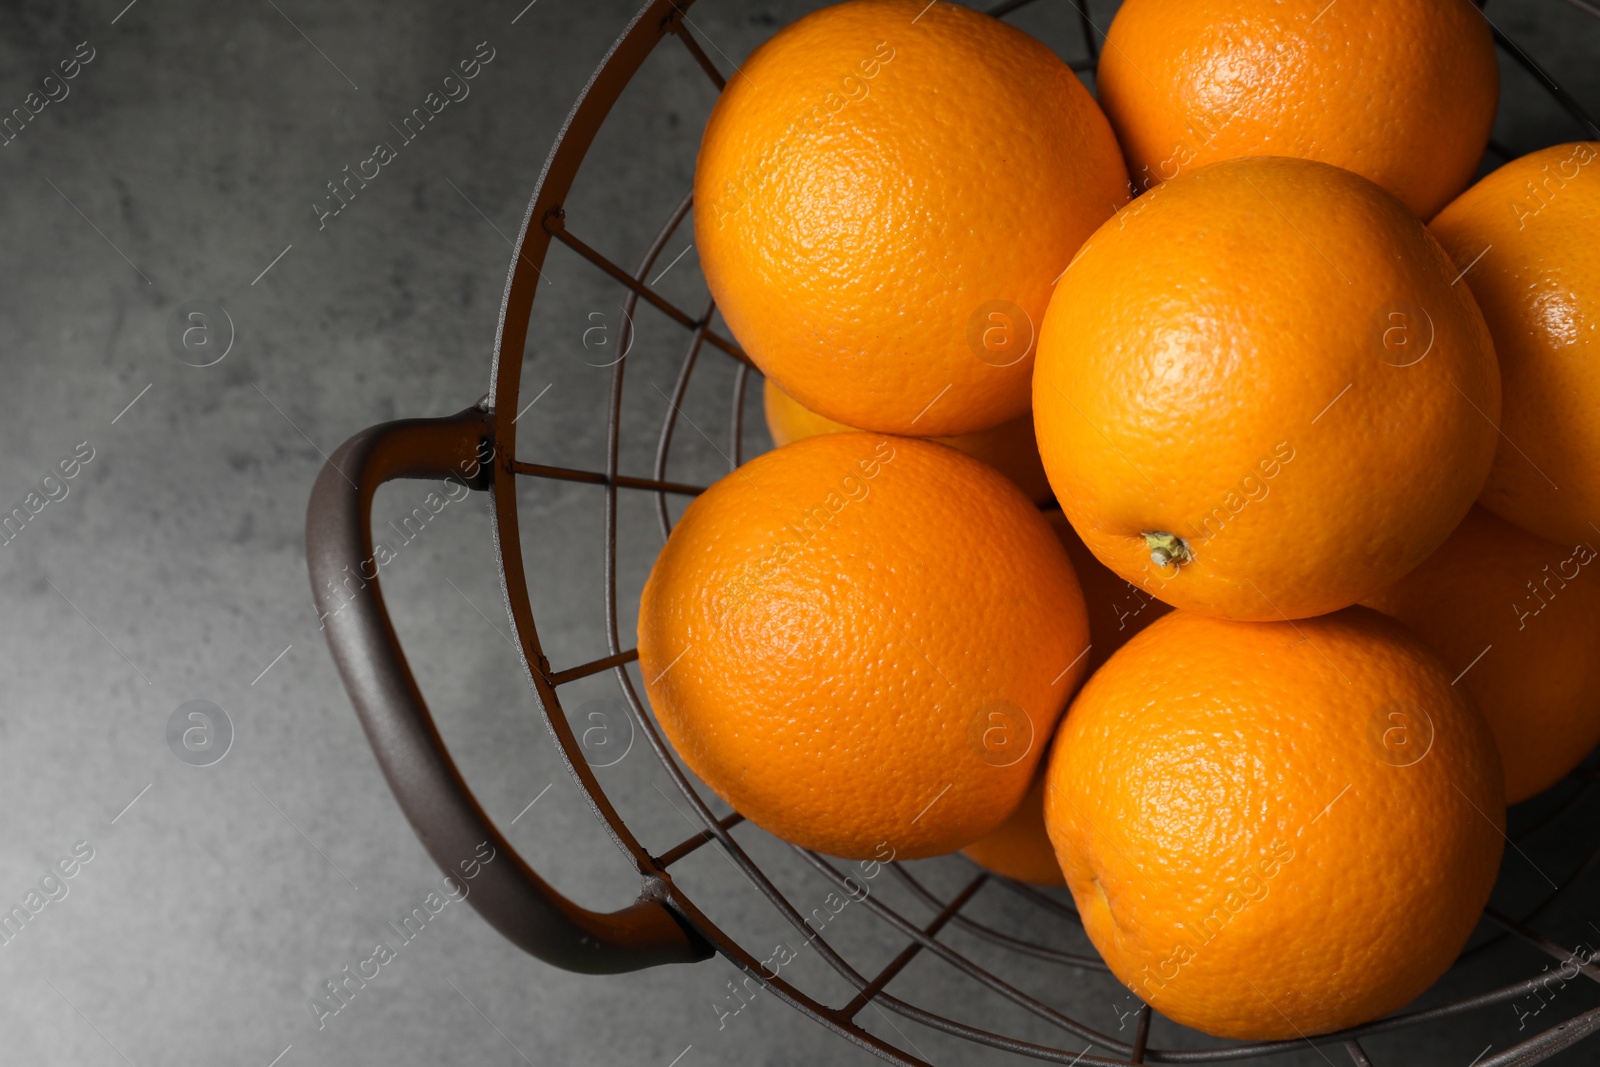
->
[963,513,1172,884]
[1430,142,1600,545]
[1033,156,1501,621]
[694,0,1129,436]
[1363,507,1600,803]
[637,434,1091,860]
[762,377,1053,504]
[1097,0,1497,218]
[1045,608,1505,1039]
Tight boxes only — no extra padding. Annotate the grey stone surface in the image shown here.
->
[0,1,1597,1065]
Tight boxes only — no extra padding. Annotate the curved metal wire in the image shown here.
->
[483,1,1600,1064]
[888,864,1106,970]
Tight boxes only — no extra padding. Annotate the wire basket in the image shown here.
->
[305,1,1600,1064]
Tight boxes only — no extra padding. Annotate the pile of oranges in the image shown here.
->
[636,0,1600,1040]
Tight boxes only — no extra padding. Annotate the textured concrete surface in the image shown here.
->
[1,1,1598,1065]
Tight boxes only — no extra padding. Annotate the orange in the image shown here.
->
[1430,142,1600,545]
[762,377,1053,504]
[1046,511,1174,678]
[961,774,1063,886]
[1097,0,1497,218]
[1044,607,1504,1039]
[1033,156,1501,621]
[694,0,1129,436]
[637,434,1091,860]
[1363,506,1600,803]
[963,513,1172,884]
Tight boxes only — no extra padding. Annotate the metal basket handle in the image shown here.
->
[305,406,710,973]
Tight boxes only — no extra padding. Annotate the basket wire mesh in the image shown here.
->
[475,1,1600,1063]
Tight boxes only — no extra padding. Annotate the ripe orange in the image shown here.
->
[763,378,1052,504]
[961,773,1063,886]
[1033,156,1501,621]
[1363,507,1600,803]
[694,0,1128,436]
[1429,142,1600,545]
[963,513,1172,884]
[1047,511,1174,677]
[637,434,1091,860]
[1097,0,1497,218]
[1044,608,1504,1039]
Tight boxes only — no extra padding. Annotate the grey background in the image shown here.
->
[1,0,1597,1064]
